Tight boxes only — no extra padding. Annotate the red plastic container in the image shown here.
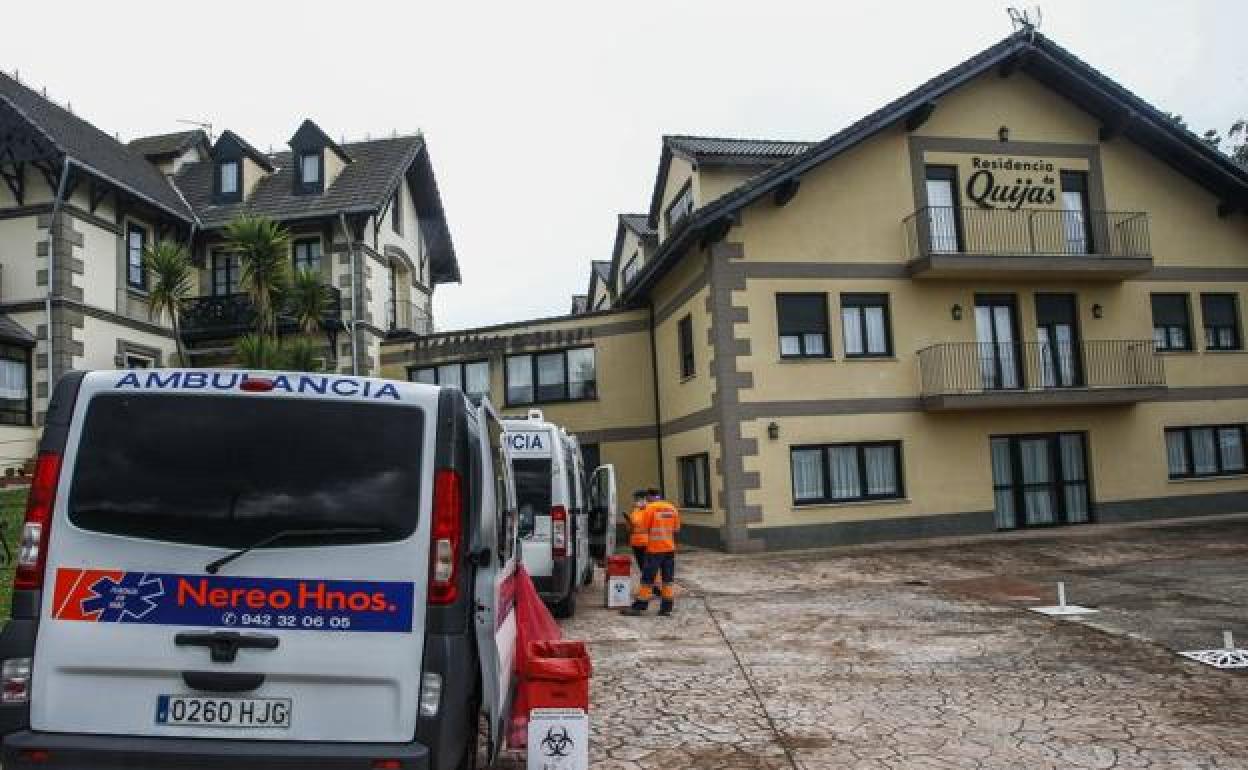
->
[524,640,592,711]
[606,554,632,578]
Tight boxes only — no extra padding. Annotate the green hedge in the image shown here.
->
[0,487,27,622]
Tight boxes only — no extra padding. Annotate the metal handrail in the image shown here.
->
[917,340,1164,397]
[180,286,344,341]
[903,206,1151,259]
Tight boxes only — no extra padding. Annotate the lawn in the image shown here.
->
[0,487,27,622]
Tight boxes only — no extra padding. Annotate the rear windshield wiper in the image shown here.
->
[204,527,384,574]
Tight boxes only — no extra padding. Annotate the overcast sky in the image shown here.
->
[5,1,1245,330]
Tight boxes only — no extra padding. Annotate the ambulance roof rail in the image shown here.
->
[527,409,544,421]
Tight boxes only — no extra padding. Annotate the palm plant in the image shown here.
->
[234,334,286,370]
[143,240,194,366]
[282,337,324,373]
[224,215,292,336]
[287,268,330,336]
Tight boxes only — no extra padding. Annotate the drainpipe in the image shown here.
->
[338,213,359,376]
[44,159,73,393]
[646,300,665,496]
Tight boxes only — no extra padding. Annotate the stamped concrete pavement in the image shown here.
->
[501,514,1248,769]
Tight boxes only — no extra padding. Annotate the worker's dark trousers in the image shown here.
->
[631,552,676,613]
[633,546,661,591]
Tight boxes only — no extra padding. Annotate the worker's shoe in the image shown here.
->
[658,606,673,617]
[620,607,647,617]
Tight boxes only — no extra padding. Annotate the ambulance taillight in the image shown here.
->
[551,505,568,559]
[428,468,463,605]
[15,450,62,591]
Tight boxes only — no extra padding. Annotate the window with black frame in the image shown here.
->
[126,225,147,290]
[292,239,321,275]
[0,344,31,426]
[678,314,695,378]
[678,453,710,509]
[505,348,596,405]
[840,293,892,357]
[211,251,241,296]
[1151,294,1191,351]
[217,160,240,201]
[408,360,490,399]
[1166,424,1246,479]
[298,151,321,193]
[665,182,694,231]
[391,187,403,235]
[622,254,639,287]
[1201,294,1241,351]
[777,293,830,358]
[791,441,902,504]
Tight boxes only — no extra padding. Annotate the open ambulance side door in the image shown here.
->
[587,464,618,561]
[473,399,519,762]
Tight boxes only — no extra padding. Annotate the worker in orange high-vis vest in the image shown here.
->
[626,489,663,598]
[621,488,681,617]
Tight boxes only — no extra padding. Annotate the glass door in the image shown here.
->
[924,166,961,253]
[1060,171,1092,254]
[975,295,1020,390]
[1035,294,1082,388]
[990,433,1092,530]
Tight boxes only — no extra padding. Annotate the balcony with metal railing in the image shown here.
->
[385,300,434,336]
[180,286,344,342]
[917,339,1166,410]
[902,207,1153,279]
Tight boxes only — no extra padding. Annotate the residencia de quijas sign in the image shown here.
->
[965,155,1058,210]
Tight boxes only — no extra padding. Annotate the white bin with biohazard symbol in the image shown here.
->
[528,708,588,769]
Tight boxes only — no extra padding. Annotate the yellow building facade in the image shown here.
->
[381,30,1248,552]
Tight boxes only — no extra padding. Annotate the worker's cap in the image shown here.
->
[632,489,648,499]
[645,487,662,498]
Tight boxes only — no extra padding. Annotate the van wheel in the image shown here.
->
[551,585,577,619]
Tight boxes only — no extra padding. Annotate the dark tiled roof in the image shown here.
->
[619,213,655,239]
[570,295,588,314]
[128,130,208,160]
[646,136,816,228]
[665,135,816,162]
[176,135,424,228]
[624,30,1248,302]
[591,260,612,282]
[0,315,34,346]
[0,73,194,221]
[214,130,275,172]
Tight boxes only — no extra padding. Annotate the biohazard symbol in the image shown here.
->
[81,573,165,622]
[540,725,573,758]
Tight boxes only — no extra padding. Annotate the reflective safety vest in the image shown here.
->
[628,505,649,548]
[641,500,681,554]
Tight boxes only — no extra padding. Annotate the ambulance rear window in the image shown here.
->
[513,458,551,538]
[68,393,423,548]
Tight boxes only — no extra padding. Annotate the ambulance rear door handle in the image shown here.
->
[175,631,280,663]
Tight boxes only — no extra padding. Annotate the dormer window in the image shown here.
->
[665,181,694,231]
[287,119,349,196]
[297,150,323,194]
[218,160,240,201]
[211,130,274,204]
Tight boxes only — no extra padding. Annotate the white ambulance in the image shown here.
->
[501,411,617,619]
[0,369,521,769]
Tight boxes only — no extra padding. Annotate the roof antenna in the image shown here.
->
[1007,7,1041,42]
[177,118,214,143]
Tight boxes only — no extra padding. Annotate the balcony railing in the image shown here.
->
[917,340,1165,409]
[181,287,343,342]
[385,300,434,336]
[903,207,1151,260]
